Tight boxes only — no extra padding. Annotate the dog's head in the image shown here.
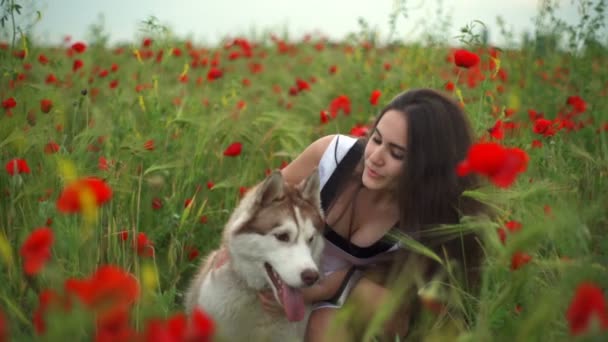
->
[225,169,325,322]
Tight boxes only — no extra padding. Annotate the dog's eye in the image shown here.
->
[274,232,290,242]
[308,236,314,244]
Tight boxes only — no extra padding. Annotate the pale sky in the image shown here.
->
[24,0,583,47]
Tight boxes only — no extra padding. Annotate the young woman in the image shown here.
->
[258,88,487,341]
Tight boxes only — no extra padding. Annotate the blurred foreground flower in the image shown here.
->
[20,227,54,276]
[142,308,215,342]
[566,282,608,336]
[456,142,529,188]
[65,265,140,315]
[56,177,113,213]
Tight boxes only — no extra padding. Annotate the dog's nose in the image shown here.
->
[300,269,319,286]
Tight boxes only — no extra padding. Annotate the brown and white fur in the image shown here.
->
[184,169,325,341]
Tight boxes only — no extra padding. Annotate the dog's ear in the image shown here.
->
[257,170,285,206]
[297,168,321,208]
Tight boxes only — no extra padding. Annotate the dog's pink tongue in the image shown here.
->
[281,284,305,322]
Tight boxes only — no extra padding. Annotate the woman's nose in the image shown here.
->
[369,148,384,166]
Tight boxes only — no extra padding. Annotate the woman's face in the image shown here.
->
[362,109,407,191]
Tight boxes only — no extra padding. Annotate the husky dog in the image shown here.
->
[184,169,325,341]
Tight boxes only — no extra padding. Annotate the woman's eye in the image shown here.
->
[391,153,405,160]
[372,137,381,144]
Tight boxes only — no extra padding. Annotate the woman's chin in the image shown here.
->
[362,174,383,189]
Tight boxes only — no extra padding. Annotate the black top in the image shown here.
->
[319,137,398,259]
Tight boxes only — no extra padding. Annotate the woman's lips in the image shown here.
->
[366,166,382,179]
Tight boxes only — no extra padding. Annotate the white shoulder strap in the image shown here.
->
[318,135,358,189]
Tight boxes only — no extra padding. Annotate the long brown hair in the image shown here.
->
[335,88,488,280]
[373,88,489,287]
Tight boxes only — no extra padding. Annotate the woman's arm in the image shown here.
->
[280,134,336,186]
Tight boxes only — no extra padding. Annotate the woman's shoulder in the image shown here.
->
[321,134,360,155]
[303,134,360,161]
[280,134,362,186]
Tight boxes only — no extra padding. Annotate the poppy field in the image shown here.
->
[1,3,608,341]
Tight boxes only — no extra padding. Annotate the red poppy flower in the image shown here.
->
[328,95,351,117]
[20,227,54,275]
[510,251,532,270]
[207,68,223,81]
[5,158,30,175]
[533,118,556,136]
[320,110,330,124]
[142,308,215,341]
[566,95,587,114]
[456,143,529,188]
[40,99,53,113]
[223,142,242,157]
[249,62,263,74]
[95,307,135,342]
[566,282,608,336]
[98,156,109,171]
[152,198,163,210]
[488,120,504,140]
[350,124,369,137]
[73,59,84,72]
[2,97,16,110]
[65,265,140,314]
[46,73,58,84]
[38,54,49,65]
[144,139,155,151]
[33,289,70,335]
[12,50,26,59]
[369,90,381,105]
[56,177,113,213]
[44,141,59,154]
[497,220,522,245]
[505,220,522,233]
[189,308,216,340]
[71,42,87,53]
[136,232,154,257]
[296,78,310,91]
[497,228,507,245]
[453,49,480,68]
[186,246,200,261]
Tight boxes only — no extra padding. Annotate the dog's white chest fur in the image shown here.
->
[195,265,308,341]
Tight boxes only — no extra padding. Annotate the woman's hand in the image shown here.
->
[257,289,285,317]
